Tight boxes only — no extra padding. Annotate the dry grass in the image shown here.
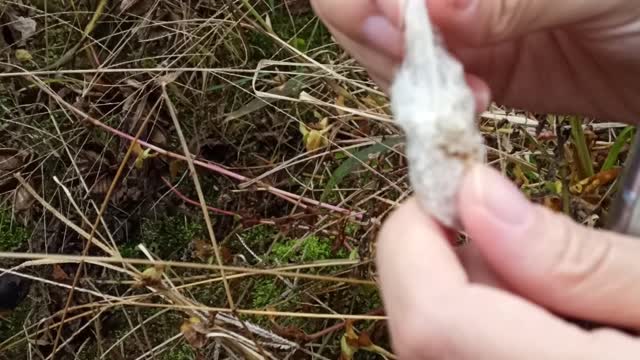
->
[0,0,633,359]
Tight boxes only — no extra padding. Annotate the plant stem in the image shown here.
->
[570,116,594,179]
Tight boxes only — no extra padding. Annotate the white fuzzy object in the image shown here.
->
[390,0,485,228]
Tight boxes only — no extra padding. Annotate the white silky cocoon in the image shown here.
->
[390,0,486,227]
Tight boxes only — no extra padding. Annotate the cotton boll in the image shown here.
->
[391,0,485,228]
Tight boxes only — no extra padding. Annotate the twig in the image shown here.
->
[161,82,236,309]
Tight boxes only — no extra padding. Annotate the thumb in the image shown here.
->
[459,165,640,330]
[376,0,630,46]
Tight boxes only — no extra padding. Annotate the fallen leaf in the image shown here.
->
[11,17,36,40]
[14,185,35,211]
[570,168,621,195]
[193,239,214,261]
[169,160,186,181]
[0,148,28,171]
[180,317,207,349]
[134,265,165,288]
[299,118,332,152]
[542,197,563,213]
[52,265,69,282]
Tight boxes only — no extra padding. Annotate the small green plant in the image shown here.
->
[0,209,29,251]
[138,215,202,259]
[271,235,345,263]
[251,278,282,309]
[163,343,195,360]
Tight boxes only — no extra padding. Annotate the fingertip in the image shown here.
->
[464,73,491,112]
[376,197,467,287]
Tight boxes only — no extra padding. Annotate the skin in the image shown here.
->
[311,0,640,358]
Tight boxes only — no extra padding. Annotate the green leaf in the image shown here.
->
[601,126,635,172]
[321,137,403,202]
[289,37,307,51]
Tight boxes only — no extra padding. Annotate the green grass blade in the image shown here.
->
[569,116,594,178]
[321,137,404,202]
[601,126,635,172]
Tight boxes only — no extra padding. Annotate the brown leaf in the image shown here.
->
[10,17,36,41]
[0,148,28,172]
[542,197,563,213]
[134,265,165,288]
[180,317,207,349]
[193,240,214,261]
[14,185,35,211]
[169,160,186,181]
[357,331,373,347]
[149,127,168,147]
[570,168,622,195]
[52,265,69,282]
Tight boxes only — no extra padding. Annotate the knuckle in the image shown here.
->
[546,216,614,290]
[483,0,527,42]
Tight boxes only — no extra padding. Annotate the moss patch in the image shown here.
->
[0,209,29,251]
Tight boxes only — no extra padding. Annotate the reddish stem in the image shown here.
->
[161,177,239,217]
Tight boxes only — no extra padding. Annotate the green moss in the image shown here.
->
[0,209,29,251]
[271,235,345,263]
[246,7,334,59]
[0,301,30,342]
[251,278,282,309]
[236,224,279,259]
[355,286,382,311]
[118,243,139,259]
[138,215,202,259]
[163,343,195,360]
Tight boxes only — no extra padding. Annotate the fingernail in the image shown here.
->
[362,15,404,59]
[469,166,532,226]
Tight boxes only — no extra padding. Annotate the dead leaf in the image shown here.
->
[570,168,621,195]
[299,118,332,152]
[134,265,165,288]
[169,160,186,181]
[542,197,563,213]
[0,148,28,172]
[193,239,214,261]
[52,265,69,282]
[11,17,36,41]
[149,127,168,146]
[180,317,207,349]
[14,185,35,211]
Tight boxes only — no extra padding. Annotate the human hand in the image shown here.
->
[311,0,640,122]
[377,164,640,359]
